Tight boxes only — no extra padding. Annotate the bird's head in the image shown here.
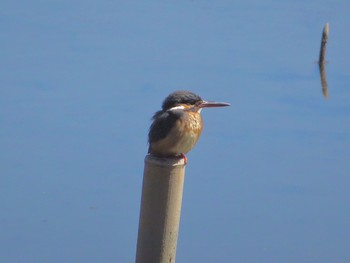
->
[162,91,230,111]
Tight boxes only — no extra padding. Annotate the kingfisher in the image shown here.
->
[148,91,230,163]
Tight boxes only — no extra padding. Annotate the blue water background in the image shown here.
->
[1,1,349,262]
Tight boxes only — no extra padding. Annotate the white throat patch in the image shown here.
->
[168,105,185,111]
[168,105,202,113]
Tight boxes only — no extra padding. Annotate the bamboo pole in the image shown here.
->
[135,154,186,263]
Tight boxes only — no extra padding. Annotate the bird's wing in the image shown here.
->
[148,110,180,145]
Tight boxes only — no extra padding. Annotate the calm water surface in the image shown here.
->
[1,1,349,262]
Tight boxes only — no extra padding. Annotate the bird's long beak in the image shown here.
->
[199,100,231,108]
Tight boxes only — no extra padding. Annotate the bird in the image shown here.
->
[148,90,230,163]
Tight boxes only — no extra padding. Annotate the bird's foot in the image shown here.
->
[180,153,187,165]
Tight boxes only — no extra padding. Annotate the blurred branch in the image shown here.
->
[318,23,329,99]
[319,62,328,98]
[319,23,329,64]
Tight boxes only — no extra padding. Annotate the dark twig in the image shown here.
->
[319,23,329,64]
[319,62,328,98]
[318,23,329,98]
